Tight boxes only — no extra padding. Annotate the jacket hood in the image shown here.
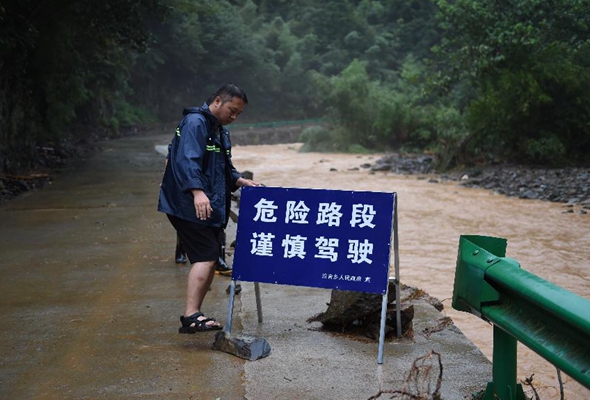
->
[182,104,219,127]
[182,103,215,118]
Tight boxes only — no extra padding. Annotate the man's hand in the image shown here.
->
[237,177,263,187]
[191,189,212,220]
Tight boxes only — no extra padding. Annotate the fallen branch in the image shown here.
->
[523,374,540,400]
[421,317,453,338]
[556,368,564,400]
[368,350,443,400]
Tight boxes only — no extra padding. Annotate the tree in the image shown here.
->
[434,0,590,165]
[0,0,168,172]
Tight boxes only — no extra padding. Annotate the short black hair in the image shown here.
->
[211,83,248,104]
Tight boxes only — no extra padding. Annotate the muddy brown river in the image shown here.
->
[232,143,590,400]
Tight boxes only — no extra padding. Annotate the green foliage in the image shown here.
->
[298,126,347,153]
[525,134,567,164]
[430,106,470,170]
[347,144,371,154]
[105,100,157,131]
[433,0,590,166]
[130,0,442,122]
[3,0,590,174]
[0,0,169,172]
[329,60,375,147]
[303,57,439,155]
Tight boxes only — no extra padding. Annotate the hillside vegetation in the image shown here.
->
[1,0,589,173]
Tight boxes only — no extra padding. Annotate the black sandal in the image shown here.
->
[179,312,223,333]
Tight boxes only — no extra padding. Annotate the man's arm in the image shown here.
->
[174,116,210,219]
[236,177,262,187]
[176,118,208,193]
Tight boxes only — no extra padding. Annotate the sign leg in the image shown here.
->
[393,198,402,337]
[254,282,263,323]
[225,280,237,334]
[378,291,388,364]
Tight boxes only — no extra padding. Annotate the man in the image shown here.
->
[158,83,260,333]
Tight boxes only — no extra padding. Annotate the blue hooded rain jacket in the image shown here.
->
[158,104,242,228]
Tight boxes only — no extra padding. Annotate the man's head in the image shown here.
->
[209,83,248,125]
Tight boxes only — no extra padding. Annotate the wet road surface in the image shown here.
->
[0,136,245,399]
[0,134,492,399]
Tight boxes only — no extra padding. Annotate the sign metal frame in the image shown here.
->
[224,187,400,364]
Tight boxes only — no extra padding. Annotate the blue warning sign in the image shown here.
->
[232,187,395,294]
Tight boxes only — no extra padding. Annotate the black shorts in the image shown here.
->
[167,215,222,264]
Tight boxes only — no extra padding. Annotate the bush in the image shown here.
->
[99,100,156,133]
[348,143,371,154]
[524,134,566,166]
[430,106,471,170]
[298,126,348,152]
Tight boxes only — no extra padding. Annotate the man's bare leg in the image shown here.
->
[184,260,219,326]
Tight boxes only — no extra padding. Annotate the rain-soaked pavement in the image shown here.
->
[0,134,491,399]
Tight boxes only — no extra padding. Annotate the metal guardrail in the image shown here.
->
[452,235,590,400]
[231,118,324,129]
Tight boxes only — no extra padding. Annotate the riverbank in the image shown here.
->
[367,153,590,214]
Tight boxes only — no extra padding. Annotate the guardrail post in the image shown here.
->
[453,235,526,400]
[485,325,524,400]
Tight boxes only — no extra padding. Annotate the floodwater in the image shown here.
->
[232,143,590,400]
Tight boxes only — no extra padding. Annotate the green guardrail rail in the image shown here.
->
[231,118,324,129]
[452,235,590,400]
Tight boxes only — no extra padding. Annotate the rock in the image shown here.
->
[310,282,397,327]
[363,305,414,341]
[366,152,590,210]
[520,190,537,199]
[225,283,242,295]
[308,282,415,340]
[426,296,444,312]
[371,162,391,172]
[212,331,271,361]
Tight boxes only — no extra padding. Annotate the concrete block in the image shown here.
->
[212,331,271,361]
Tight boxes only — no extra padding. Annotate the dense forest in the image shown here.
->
[1,0,589,174]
